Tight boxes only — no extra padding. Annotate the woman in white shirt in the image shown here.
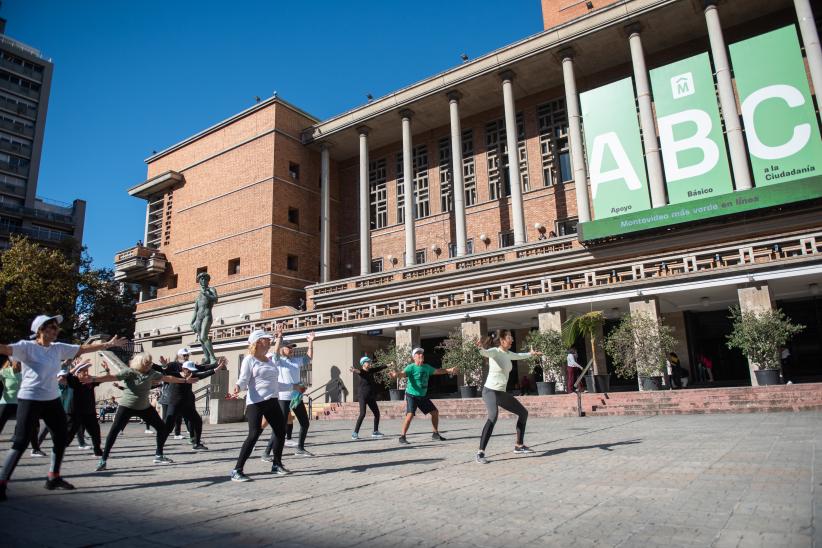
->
[230,326,287,482]
[475,329,541,464]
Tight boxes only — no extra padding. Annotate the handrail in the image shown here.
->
[307,378,346,418]
[575,358,595,417]
[194,385,212,416]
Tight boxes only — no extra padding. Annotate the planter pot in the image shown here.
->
[536,381,556,395]
[389,389,405,401]
[755,369,782,386]
[585,375,596,393]
[639,376,662,391]
[459,385,478,398]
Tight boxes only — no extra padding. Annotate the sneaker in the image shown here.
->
[260,454,274,463]
[231,470,251,482]
[95,459,107,472]
[475,451,489,464]
[77,444,89,450]
[192,443,208,451]
[398,436,410,445]
[44,477,75,491]
[431,432,446,441]
[174,434,184,440]
[144,428,153,434]
[371,431,384,439]
[294,448,314,457]
[153,455,174,465]
[30,449,47,457]
[271,464,291,475]
[514,445,535,454]
[284,440,298,447]
[351,432,359,440]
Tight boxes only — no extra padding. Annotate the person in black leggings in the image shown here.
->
[349,356,387,440]
[164,359,225,450]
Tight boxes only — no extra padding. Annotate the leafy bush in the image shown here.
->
[726,306,804,370]
[374,342,411,389]
[524,329,566,382]
[438,329,483,387]
[604,312,677,378]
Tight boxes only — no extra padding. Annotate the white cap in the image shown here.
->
[412,347,425,356]
[57,369,68,377]
[31,314,63,334]
[177,347,191,357]
[182,361,198,372]
[75,363,91,374]
[248,330,274,345]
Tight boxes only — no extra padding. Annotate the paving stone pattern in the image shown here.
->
[3,412,821,547]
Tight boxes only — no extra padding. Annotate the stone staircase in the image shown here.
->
[315,384,822,420]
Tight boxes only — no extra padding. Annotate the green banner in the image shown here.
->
[580,77,650,219]
[649,52,733,203]
[730,25,822,186]
[579,175,822,240]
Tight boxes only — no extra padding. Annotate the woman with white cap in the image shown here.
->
[0,314,127,501]
[230,324,287,482]
[349,356,387,440]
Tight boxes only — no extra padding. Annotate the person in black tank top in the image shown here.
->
[349,357,387,440]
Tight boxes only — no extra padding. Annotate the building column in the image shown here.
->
[448,91,468,257]
[629,296,665,388]
[461,318,488,388]
[320,143,331,283]
[395,326,420,354]
[737,283,775,386]
[538,309,566,333]
[561,51,591,223]
[703,1,753,190]
[499,70,526,244]
[795,0,822,124]
[626,25,667,208]
[400,110,417,265]
[358,126,371,275]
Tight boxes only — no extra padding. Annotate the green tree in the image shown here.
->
[374,342,412,389]
[604,312,678,378]
[726,306,804,370]
[438,329,483,387]
[75,266,137,341]
[524,328,566,382]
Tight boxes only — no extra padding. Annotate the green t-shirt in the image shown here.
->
[404,363,437,397]
[117,368,163,410]
[0,368,21,404]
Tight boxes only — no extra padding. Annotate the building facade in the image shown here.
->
[117,0,822,401]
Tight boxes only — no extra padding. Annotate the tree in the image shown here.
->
[374,342,412,390]
[726,306,804,370]
[438,329,483,387]
[524,328,566,382]
[562,311,605,373]
[604,312,677,378]
[75,265,137,341]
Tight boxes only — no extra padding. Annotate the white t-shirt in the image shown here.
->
[10,340,80,401]
[480,347,532,392]
[236,355,279,405]
[276,355,308,400]
[567,352,581,368]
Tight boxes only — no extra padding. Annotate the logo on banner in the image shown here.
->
[671,73,695,99]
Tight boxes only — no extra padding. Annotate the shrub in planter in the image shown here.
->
[524,328,566,393]
[438,329,483,393]
[374,342,411,392]
[604,312,678,388]
[726,306,804,383]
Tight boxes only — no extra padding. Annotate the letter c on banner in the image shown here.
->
[657,109,719,182]
[742,84,811,160]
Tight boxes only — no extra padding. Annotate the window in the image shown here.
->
[537,99,571,186]
[414,249,426,264]
[462,129,477,207]
[485,114,528,200]
[369,158,387,229]
[287,255,299,271]
[438,137,452,213]
[167,274,178,289]
[448,239,474,258]
[196,266,207,280]
[499,230,515,248]
[370,258,383,273]
[555,218,578,236]
[288,207,300,225]
[413,145,430,219]
[153,336,182,347]
[288,162,300,179]
[396,152,405,224]
[228,258,240,275]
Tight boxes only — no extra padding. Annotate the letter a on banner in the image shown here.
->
[580,77,650,220]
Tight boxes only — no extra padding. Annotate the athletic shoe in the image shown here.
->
[77,444,89,450]
[173,434,184,440]
[513,445,535,454]
[284,440,298,447]
[44,477,75,491]
[271,464,291,475]
[371,431,384,439]
[475,451,489,464]
[30,449,47,457]
[95,459,107,472]
[153,455,174,465]
[398,436,410,445]
[294,448,314,457]
[231,470,251,482]
[144,428,153,434]
[351,432,359,440]
[431,432,446,441]
[260,454,274,463]
[192,443,208,451]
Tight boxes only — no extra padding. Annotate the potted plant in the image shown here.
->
[562,311,607,392]
[524,328,566,395]
[604,312,678,391]
[439,329,483,398]
[374,342,411,400]
[726,306,804,386]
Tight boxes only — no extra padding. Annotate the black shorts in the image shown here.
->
[405,394,437,415]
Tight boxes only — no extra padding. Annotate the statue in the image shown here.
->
[191,271,218,365]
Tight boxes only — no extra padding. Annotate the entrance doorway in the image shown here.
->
[684,310,748,385]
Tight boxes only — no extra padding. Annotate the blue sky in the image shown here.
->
[9,0,542,267]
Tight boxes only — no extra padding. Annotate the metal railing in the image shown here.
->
[194,385,212,416]
[575,359,595,417]
[306,378,346,419]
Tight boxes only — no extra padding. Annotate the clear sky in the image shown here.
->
[8,0,542,268]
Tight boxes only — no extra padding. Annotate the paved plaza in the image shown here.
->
[3,411,821,547]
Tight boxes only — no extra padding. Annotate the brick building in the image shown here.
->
[116,0,822,405]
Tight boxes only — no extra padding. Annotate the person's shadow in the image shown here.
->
[325,366,349,403]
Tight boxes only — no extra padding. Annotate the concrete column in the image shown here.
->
[320,143,331,283]
[795,0,822,124]
[561,51,591,223]
[499,70,526,244]
[358,126,371,275]
[585,324,608,376]
[461,318,488,387]
[737,283,775,386]
[627,25,667,208]
[703,1,753,190]
[400,110,416,265]
[538,309,566,333]
[395,326,420,355]
[447,91,468,256]
[629,296,664,388]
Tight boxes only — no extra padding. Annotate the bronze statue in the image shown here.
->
[191,271,218,365]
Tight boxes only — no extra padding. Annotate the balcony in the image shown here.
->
[0,95,35,120]
[114,245,167,282]
[0,117,34,138]
[0,77,38,100]
[0,55,43,82]
[0,221,73,243]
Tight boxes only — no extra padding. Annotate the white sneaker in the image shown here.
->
[77,444,89,450]
[284,440,298,447]
[144,429,153,434]
[174,435,184,440]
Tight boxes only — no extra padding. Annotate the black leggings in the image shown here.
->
[0,398,68,481]
[479,387,528,451]
[162,404,188,436]
[103,405,169,460]
[266,400,309,454]
[164,401,203,445]
[234,399,284,472]
[68,413,101,452]
[354,396,380,434]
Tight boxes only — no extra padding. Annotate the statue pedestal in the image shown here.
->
[209,398,246,424]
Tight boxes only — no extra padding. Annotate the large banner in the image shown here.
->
[649,52,734,204]
[579,77,650,220]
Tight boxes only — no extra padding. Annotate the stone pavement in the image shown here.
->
[3,412,821,547]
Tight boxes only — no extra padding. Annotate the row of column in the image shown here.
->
[318,0,821,282]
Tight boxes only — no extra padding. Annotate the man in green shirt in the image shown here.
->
[390,347,456,445]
